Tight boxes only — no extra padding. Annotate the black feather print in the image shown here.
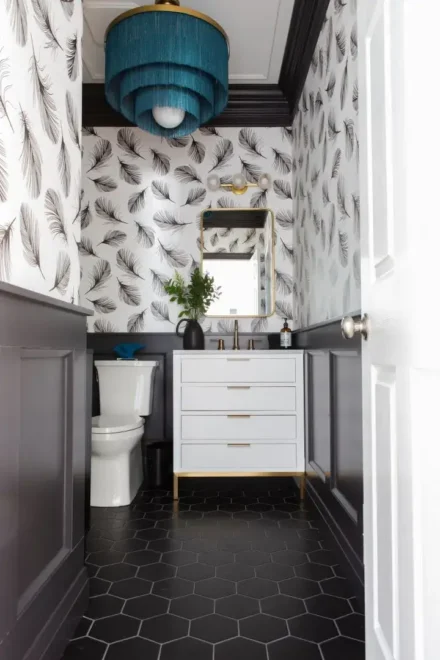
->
[32,0,62,51]
[82,126,100,138]
[60,0,75,18]
[87,139,112,173]
[344,119,355,159]
[127,309,147,332]
[309,92,315,119]
[310,130,316,152]
[323,133,328,171]
[325,72,336,98]
[275,270,294,295]
[242,228,256,244]
[276,210,294,229]
[151,301,171,323]
[335,27,346,63]
[328,110,341,142]
[152,180,174,202]
[352,194,360,238]
[166,136,190,148]
[157,239,190,268]
[318,48,325,79]
[154,210,189,232]
[174,165,201,184]
[328,204,336,254]
[45,189,67,243]
[326,16,333,73]
[189,137,206,164]
[275,301,293,321]
[315,90,324,114]
[320,218,327,251]
[332,148,342,178]
[273,180,292,200]
[251,317,268,333]
[0,139,8,202]
[353,249,361,286]
[238,129,265,158]
[311,51,318,74]
[199,127,220,137]
[78,237,97,257]
[81,202,92,230]
[50,252,71,295]
[98,230,127,248]
[250,190,267,209]
[217,197,236,209]
[6,0,28,47]
[217,319,235,334]
[229,238,239,253]
[90,175,117,193]
[210,232,219,248]
[66,90,80,150]
[128,187,148,214]
[279,237,294,264]
[350,23,358,58]
[313,212,321,235]
[118,158,142,185]
[322,181,330,206]
[150,269,169,297]
[0,52,13,133]
[20,203,44,277]
[117,128,145,159]
[116,248,144,280]
[334,0,347,15]
[338,230,349,267]
[58,133,71,197]
[281,126,293,144]
[272,148,292,175]
[301,92,309,114]
[318,111,325,144]
[66,32,79,81]
[94,319,117,333]
[181,187,206,207]
[209,138,233,172]
[150,148,170,175]
[0,217,15,280]
[87,297,117,314]
[239,158,261,184]
[352,79,359,111]
[95,198,126,224]
[218,226,232,237]
[19,110,42,199]
[311,168,320,188]
[305,153,310,182]
[135,221,155,248]
[337,177,350,217]
[86,259,111,294]
[340,60,349,110]
[307,191,313,218]
[219,175,233,185]
[29,46,59,143]
[117,279,141,306]
[303,126,309,149]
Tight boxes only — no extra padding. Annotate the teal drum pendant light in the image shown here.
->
[105,0,229,137]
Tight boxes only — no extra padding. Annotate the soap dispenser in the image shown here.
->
[280,318,292,348]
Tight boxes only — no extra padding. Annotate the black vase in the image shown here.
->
[176,319,205,350]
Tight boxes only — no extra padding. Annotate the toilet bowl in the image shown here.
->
[91,360,158,507]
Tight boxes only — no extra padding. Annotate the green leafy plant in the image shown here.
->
[164,268,221,320]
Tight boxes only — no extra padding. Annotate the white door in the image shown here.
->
[355,1,440,659]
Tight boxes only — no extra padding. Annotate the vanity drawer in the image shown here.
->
[181,415,297,441]
[181,386,296,412]
[181,443,298,471]
[181,357,296,384]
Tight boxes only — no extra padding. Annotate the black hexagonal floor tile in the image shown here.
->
[235,550,270,566]
[98,562,137,582]
[238,577,278,599]
[321,577,356,598]
[219,504,245,513]
[177,562,216,581]
[144,510,174,521]
[261,594,306,619]
[295,562,334,581]
[152,577,194,599]
[191,614,238,643]
[215,636,267,660]
[255,563,294,582]
[169,594,214,619]
[62,637,107,660]
[273,549,308,566]
[162,550,197,566]
[110,578,152,599]
[71,617,92,639]
[87,550,125,567]
[89,577,110,597]
[216,563,255,582]
[308,549,339,566]
[286,537,321,552]
[112,538,147,553]
[251,537,286,553]
[246,503,273,512]
[279,576,321,598]
[240,613,288,643]
[217,538,251,553]
[198,551,234,566]
[195,577,235,599]
[148,539,182,553]
[125,550,160,566]
[320,636,365,660]
[137,562,176,581]
[135,528,167,541]
[105,636,159,660]
[86,538,113,553]
[298,528,324,540]
[306,594,352,619]
[233,511,262,521]
[125,518,156,531]
[288,613,338,643]
[161,636,212,660]
[337,613,365,641]
[87,595,123,619]
[216,595,259,619]
[268,635,322,660]
[181,537,217,552]
[140,613,189,643]
[96,527,135,542]
[123,594,169,619]
[89,614,139,643]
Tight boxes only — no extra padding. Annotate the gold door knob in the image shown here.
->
[341,314,370,340]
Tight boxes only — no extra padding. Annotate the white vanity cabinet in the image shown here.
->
[173,351,305,499]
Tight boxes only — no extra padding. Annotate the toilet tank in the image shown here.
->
[95,360,158,416]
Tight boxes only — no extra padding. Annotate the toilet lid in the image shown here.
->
[92,415,143,434]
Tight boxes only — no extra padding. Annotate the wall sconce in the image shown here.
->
[206,172,272,196]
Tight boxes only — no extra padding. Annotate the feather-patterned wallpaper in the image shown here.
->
[292,0,360,327]
[80,127,295,333]
[0,0,82,301]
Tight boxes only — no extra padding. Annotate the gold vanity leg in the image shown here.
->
[300,473,306,502]
[173,473,179,501]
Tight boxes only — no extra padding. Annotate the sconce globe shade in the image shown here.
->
[152,106,186,129]
[258,173,272,190]
[207,173,221,192]
[232,172,247,191]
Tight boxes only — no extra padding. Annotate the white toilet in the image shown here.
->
[91,360,158,507]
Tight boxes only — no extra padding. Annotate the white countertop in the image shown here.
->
[173,350,303,355]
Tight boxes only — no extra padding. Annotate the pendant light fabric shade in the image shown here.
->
[105,6,229,137]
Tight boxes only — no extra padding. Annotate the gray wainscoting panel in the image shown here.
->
[307,351,331,482]
[0,283,91,660]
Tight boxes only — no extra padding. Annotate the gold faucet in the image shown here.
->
[232,320,240,350]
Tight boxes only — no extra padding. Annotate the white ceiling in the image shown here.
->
[82,0,296,85]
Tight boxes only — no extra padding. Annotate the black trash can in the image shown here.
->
[145,441,173,489]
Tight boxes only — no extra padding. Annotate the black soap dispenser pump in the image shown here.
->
[280,318,292,349]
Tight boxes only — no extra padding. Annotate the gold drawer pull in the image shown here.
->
[227,415,251,418]
[227,386,251,390]
[227,443,251,447]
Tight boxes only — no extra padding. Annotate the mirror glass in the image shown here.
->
[201,208,274,317]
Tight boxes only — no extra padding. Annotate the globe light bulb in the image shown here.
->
[232,172,247,191]
[152,106,185,129]
[207,174,221,192]
[258,173,272,190]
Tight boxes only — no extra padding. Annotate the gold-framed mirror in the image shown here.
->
[200,208,275,318]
